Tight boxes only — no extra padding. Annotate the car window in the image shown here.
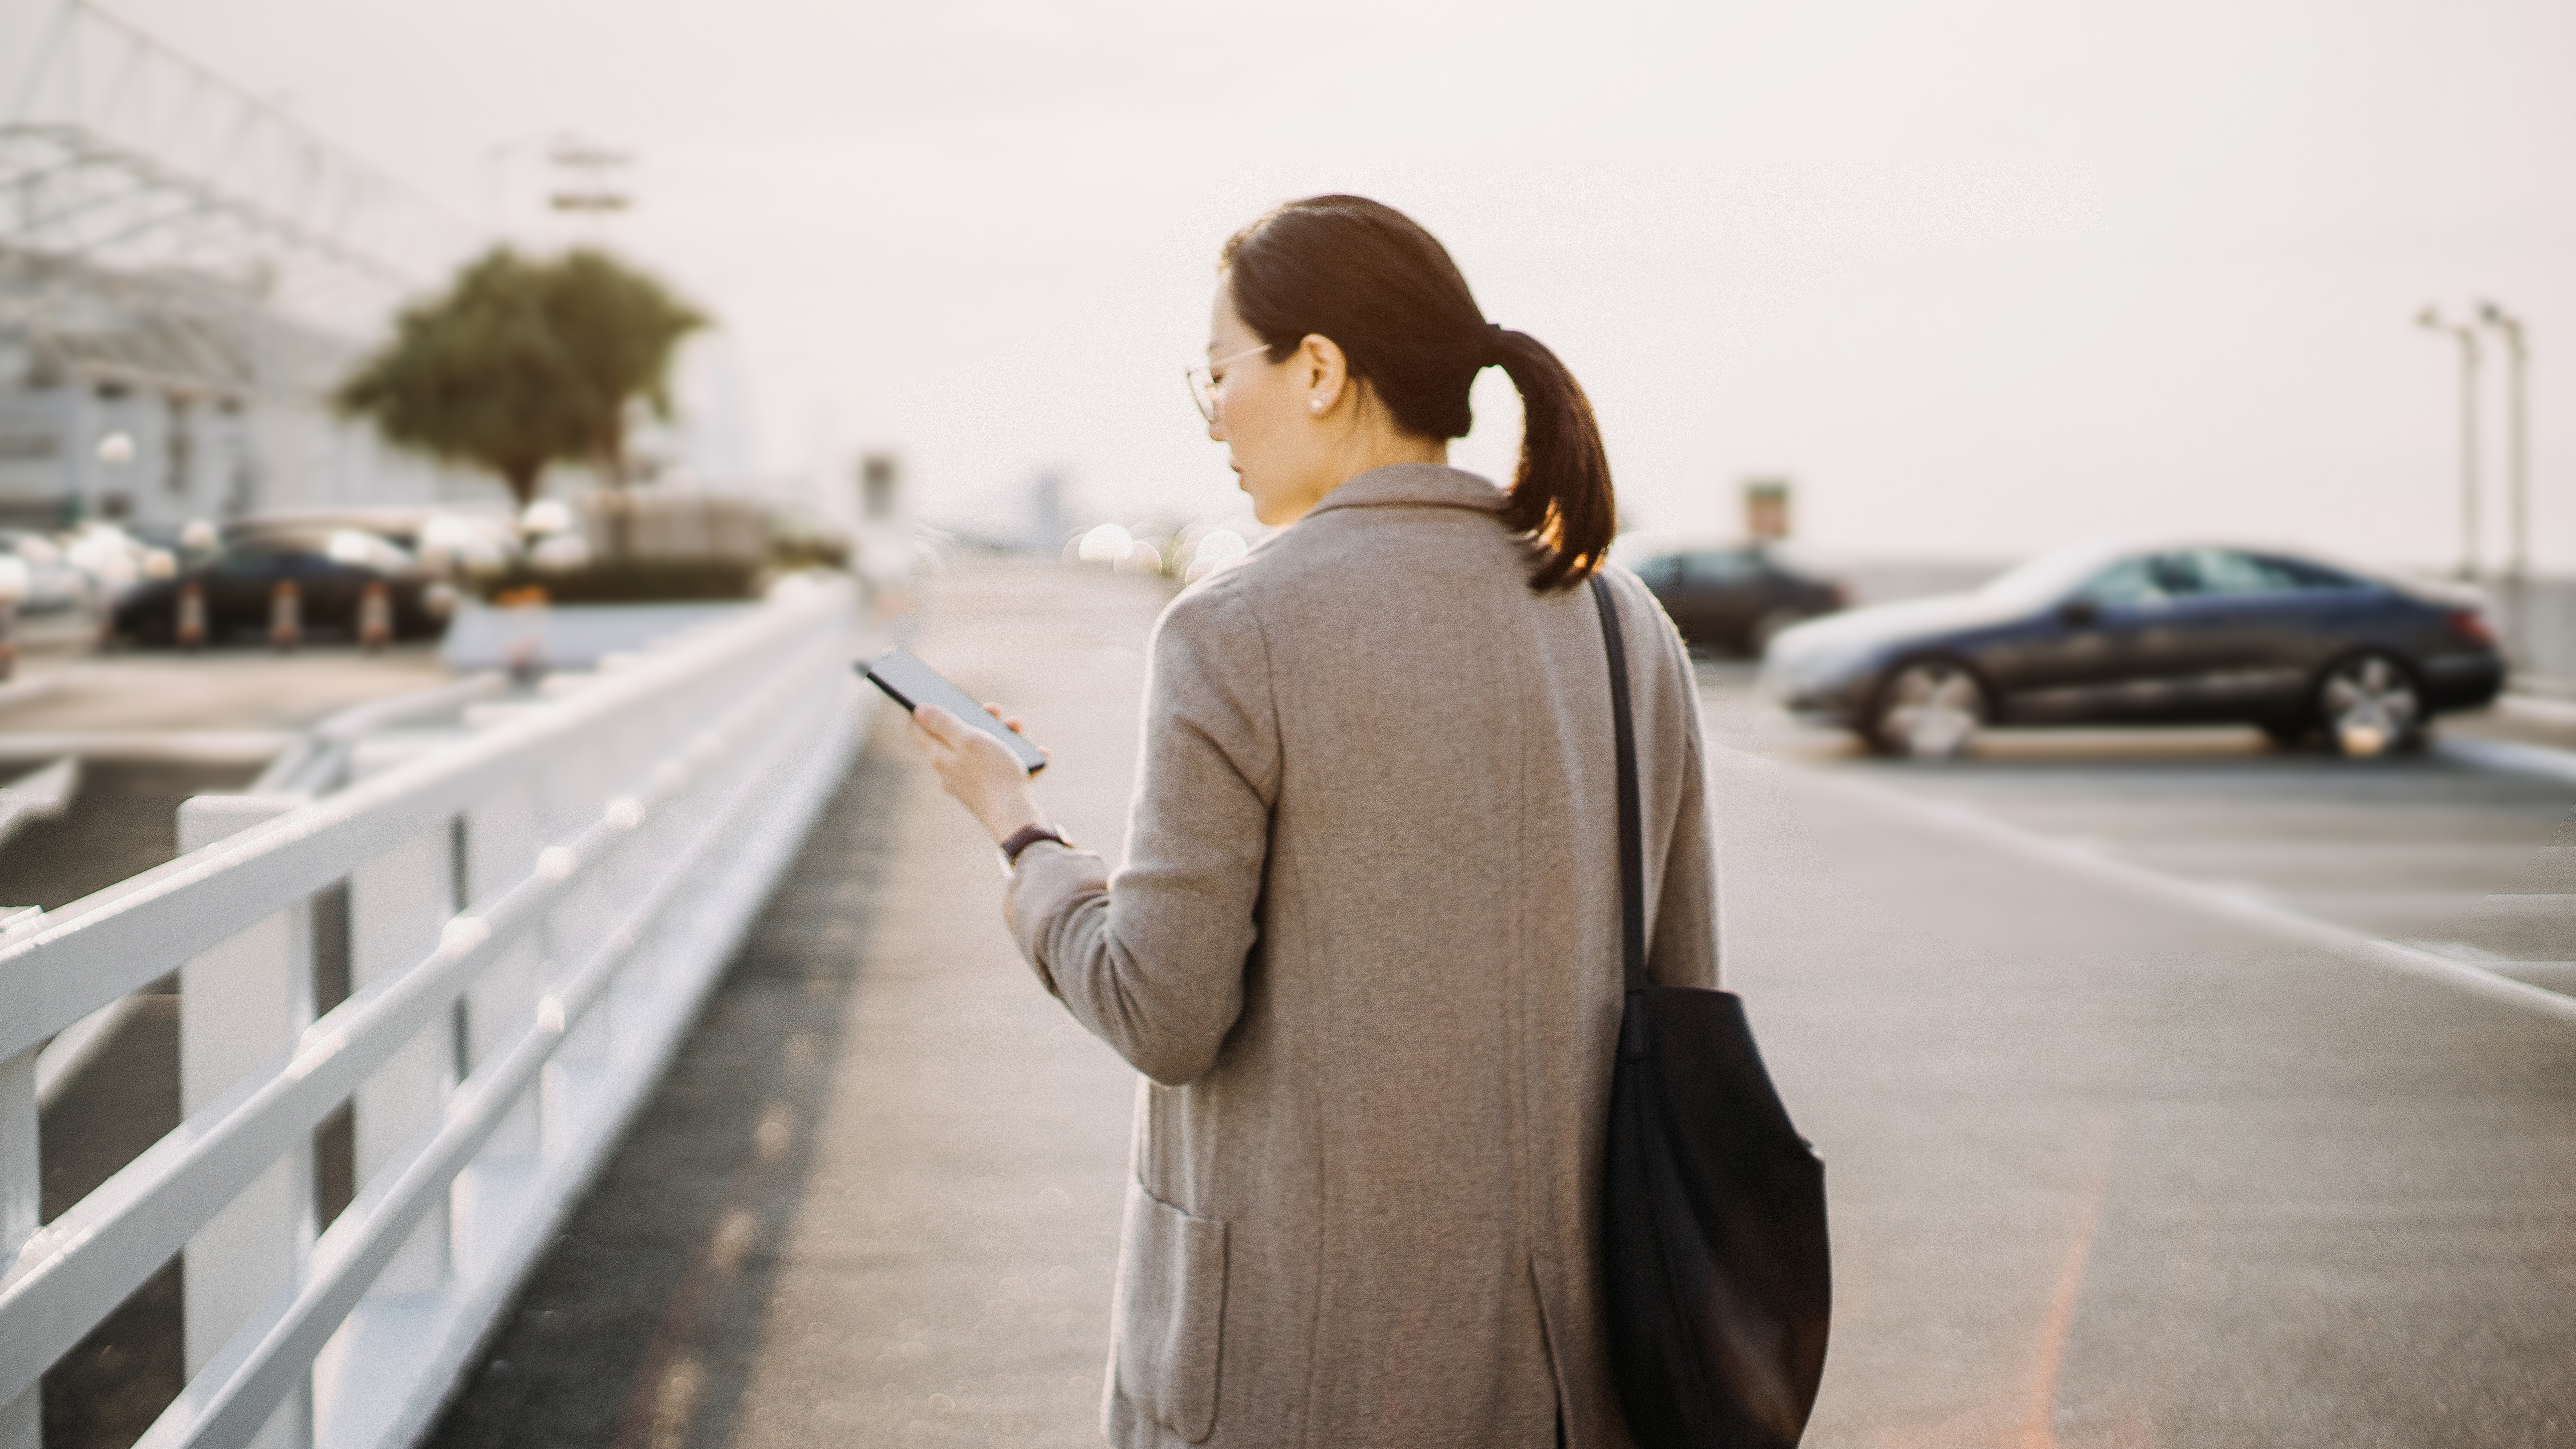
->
[2184,549,2297,596]
[2257,554,2365,591]
[2168,549,2368,597]
[325,529,413,573]
[1685,550,1758,586]
[2077,555,2197,605]
[1631,555,1682,588]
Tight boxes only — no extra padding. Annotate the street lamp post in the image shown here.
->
[2417,306,2483,585]
[2478,302,2530,656]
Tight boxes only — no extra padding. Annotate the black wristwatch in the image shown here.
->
[998,823,1071,873]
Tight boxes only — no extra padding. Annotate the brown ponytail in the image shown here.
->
[1220,195,1617,591]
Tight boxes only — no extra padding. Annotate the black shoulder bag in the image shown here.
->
[1591,574,1833,1449]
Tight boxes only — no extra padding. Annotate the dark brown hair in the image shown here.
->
[1219,195,1615,592]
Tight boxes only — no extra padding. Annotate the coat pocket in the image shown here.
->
[1114,1180,1229,1442]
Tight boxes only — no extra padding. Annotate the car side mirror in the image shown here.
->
[2057,598,2100,628]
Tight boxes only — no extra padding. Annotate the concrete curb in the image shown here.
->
[0,730,293,763]
[2435,733,2576,787]
[0,676,63,712]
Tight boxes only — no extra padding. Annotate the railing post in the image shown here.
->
[451,779,539,1288]
[540,740,615,1146]
[346,821,453,1295]
[3,904,42,1447]
[177,795,317,1449]
[462,784,539,1155]
[2,1041,37,1449]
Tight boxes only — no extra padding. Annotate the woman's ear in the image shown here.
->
[1299,333,1348,415]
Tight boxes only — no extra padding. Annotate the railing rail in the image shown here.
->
[0,575,865,1449]
[246,674,510,800]
[0,584,833,1063]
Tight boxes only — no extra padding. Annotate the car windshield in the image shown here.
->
[1976,544,2128,609]
[325,529,414,572]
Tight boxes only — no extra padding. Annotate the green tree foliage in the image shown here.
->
[336,247,707,506]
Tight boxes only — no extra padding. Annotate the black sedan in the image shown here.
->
[1760,542,2505,758]
[1625,544,1847,656]
[110,532,453,646]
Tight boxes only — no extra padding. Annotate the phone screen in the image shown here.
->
[858,648,1048,775]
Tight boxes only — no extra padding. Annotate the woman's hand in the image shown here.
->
[908,702,1052,844]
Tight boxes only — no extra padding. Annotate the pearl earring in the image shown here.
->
[1310,398,1325,412]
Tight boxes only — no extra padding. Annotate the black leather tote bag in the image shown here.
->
[1591,575,1832,1449]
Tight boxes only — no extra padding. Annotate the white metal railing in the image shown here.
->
[247,674,513,800]
[21,677,509,1114]
[0,574,865,1449]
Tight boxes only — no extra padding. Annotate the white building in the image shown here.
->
[0,3,489,535]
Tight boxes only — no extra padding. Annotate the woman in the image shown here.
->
[908,195,1716,1448]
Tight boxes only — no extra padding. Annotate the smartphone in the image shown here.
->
[858,647,1048,775]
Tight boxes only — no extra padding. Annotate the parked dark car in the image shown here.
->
[1625,544,1846,656]
[110,531,453,646]
[1760,542,2505,758]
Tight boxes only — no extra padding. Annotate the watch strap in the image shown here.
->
[998,823,1068,867]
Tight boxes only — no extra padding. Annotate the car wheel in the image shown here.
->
[1870,659,1987,759]
[2315,652,2421,758]
[1749,607,1806,659]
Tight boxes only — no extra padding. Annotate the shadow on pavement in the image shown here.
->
[421,738,899,1448]
[22,761,257,1449]
[0,760,258,909]
[39,996,183,1449]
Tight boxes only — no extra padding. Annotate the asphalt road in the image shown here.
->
[45,562,2576,1447]
[1698,664,2576,996]
[1691,672,2576,1445]
[0,643,448,754]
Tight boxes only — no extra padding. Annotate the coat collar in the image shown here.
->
[1304,464,1507,520]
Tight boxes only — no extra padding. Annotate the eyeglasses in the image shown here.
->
[1185,344,1271,424]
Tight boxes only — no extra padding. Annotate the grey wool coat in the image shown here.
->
[1005,464,1719,1449]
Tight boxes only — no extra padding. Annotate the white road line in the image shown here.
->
[1724,739,2576,1029]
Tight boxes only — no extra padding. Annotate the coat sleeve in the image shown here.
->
[1004,582,1278,1085]
[1644,591,1721,990]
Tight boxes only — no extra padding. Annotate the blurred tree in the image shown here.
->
[336,247,706,507]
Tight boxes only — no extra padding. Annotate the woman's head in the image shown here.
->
[1203,195,1615,590]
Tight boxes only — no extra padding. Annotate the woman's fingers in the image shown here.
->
[964,699,1042,739]
[905,712,949,766]
[912,702,967,749]
[899,702,1052,843]
[915,703,1020,770]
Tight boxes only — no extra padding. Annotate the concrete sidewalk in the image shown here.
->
[430,558,2576,1448]
[425,560,1169,1448]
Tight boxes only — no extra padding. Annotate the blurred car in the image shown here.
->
[1624,544,1846,656]
[0,531,95,617]
[61,522,170,599]
[109,530,454,646]
[227,506,520,575]
[1761,542,2505,759]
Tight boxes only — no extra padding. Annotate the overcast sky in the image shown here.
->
[24,0,2576,569]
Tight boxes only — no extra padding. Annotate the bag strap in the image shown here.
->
[1590,574,1648,993]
